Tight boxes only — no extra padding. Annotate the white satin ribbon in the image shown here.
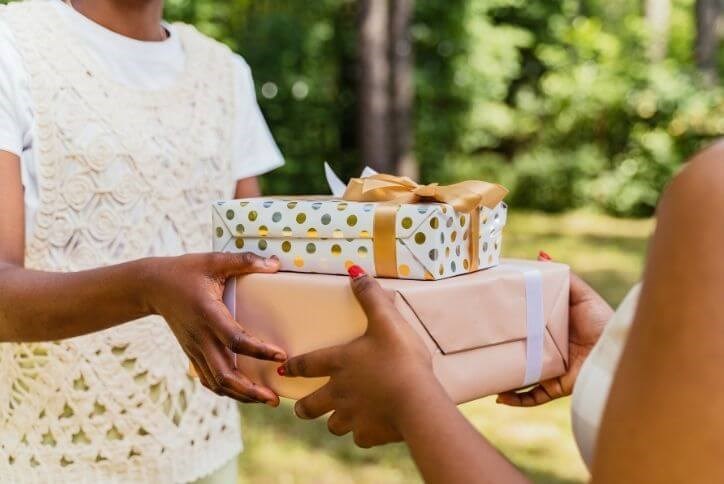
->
[223,277,237,319]
[500,263,545,386]
[324,162,378,197]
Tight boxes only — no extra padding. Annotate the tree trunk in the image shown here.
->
[695,0,721,84]
[644,0,671,61]
[358,0,392,172]
[390,0,417,180]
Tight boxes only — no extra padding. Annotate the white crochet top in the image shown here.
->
[0,2,244,482]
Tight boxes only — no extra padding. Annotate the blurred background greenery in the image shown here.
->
[165,0,723,217]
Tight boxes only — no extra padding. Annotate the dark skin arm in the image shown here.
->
[0,150,283,405]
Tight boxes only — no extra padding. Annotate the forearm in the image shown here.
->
[0,258,155,341]
[397,381,529,484]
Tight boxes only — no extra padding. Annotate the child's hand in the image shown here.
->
[145,252,287,406]
[279,266,438,448]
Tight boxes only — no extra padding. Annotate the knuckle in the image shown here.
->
[285,357,304,376]
[354,276,376,296]
[215,372,232,388]
[207,381,222,394]
[239,252,259,267]
[295,357,308,376]
[185,327,204,346]
[204,252,223,269]
[228,332,248,353]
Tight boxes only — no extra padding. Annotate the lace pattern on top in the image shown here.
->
[0,3,243,482]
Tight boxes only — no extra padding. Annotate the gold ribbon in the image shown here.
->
[343,174,508,278]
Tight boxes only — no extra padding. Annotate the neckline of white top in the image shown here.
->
[51,0,193,95]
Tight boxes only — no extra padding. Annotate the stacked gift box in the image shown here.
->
[204,169,570,403]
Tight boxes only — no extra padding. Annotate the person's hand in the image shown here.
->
[278,265,439,448]
[144,252,287,406]
[496,251,613,406]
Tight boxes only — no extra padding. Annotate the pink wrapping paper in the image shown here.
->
[224,259,569,404]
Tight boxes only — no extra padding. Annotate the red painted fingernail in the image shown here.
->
[538,250,552,261]
[347,264,366,279]
[276,366,286,376]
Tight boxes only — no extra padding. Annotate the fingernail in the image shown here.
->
[273,352,286,362]
[538,250,552,261]
[347,264,366,279]
[265,256,280,267]
[276,366,286,376]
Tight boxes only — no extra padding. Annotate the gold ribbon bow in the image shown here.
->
[342,174,508,278]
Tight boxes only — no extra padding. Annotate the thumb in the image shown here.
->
[569,271,606,307]
[348,266,398,333]
[213,252,281,278]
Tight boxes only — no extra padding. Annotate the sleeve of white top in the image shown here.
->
[229,55,284,181]
[0,20,27,159]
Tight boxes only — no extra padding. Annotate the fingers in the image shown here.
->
[496,387,550,407]
[203,301,286,362]
[202,339,280,406]
[496,377,565,407]
[212,252,280,278]
[349,270,398,332]
[353,426,402,448]
[280,346,341,378]
[295,385,336,419]
[327,411,352,437]
[191,352,255,404]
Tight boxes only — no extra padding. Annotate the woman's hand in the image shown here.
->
[496,251,613,406]
[279,266,439,448]
[145,252,287,406]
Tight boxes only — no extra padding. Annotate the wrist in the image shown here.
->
[131,257,164,316]
[393,372,451,435]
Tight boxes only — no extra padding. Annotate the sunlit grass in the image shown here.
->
[237,210,654,484]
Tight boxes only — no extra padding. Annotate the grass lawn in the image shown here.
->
[237,210,655,484]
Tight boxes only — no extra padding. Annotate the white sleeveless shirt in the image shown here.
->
[571,284,641,469]
[0,2,264,482]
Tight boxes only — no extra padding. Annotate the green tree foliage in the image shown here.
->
[439,0,723,216]
[1,0,721,216]
[164,0,721,216]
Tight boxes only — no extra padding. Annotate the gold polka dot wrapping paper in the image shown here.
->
[212,197,508,280]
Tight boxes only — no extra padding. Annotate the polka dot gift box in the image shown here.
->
[212,172,508,280]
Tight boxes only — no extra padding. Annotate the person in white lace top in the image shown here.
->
[278,140,724,482]
[0,0,288,482]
